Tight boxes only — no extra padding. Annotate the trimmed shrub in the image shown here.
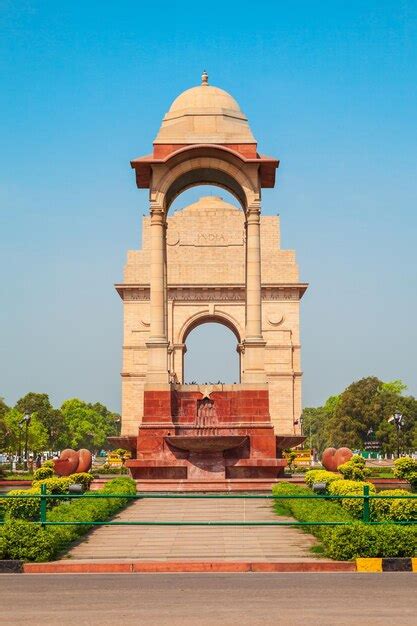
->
[4,487,42,521]
[68,472,94,489]
[5,474,95,523]
[372,489,412,521]
[304,469,340,490]
[325,523,417,560]
[393,457,417,492]
[32,477,72,494]
[389,497,417,522]
[2,520,56,561]
[7,477,73,520]
[327,479,376,518]
[42,460,55,469]
[33,466,54,481]
[337,455,371,481]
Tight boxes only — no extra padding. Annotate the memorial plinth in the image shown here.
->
[125,384,289,481]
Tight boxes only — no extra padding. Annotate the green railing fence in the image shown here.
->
[0,484,416,528]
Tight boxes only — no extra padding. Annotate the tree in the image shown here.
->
[326,377,386,449]
[2,409,48,455]
[379,380,407,395]
[0,397,10,450]
[301,395,341,453]
[303,376,416,456]
[301,406,329,453]
[0,397,9,419]
[15,392,67,450]
[376,393,417,456]
[60,398,118,450]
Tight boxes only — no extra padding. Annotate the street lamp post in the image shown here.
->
[22,414,31,471]
[18,422,23,465]
[388,412,405,459]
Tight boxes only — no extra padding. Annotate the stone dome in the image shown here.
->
[169,85,241,113]
[154,72,256,145]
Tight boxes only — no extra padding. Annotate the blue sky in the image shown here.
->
[1,1,416,412]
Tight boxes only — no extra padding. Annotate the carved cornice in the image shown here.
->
[115,284,308,301]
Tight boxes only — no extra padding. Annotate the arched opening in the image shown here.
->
[156,149,257,213]
[170,186,239,213]
[165,168,247,212]
[183,322,240,385]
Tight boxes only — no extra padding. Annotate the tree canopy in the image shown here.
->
[302,377,416,456]
[60,398,119,450]
[0,393,120,455]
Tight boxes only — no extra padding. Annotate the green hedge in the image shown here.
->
[272,482,417,560]
[327,479,376,518]
[5,473,95,521]
[33,466,54,481]
[372,489,417,522]
[324,523,417,560]
[1,477,136,562]
[4,487,42,521]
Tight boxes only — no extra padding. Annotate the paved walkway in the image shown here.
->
[66,497,325,562]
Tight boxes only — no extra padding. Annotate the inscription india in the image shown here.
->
[180,230,244,247]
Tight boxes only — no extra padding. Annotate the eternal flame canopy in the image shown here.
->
[131,72,279,190]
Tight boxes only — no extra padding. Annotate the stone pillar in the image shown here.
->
[146,205,169,384]
[243,204,266,383]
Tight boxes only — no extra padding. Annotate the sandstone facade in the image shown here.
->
[116,196,306,436]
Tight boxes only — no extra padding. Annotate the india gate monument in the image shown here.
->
[114,72,308,488]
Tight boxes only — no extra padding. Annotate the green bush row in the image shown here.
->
[0,477,136,562]
[327,479,376,518]
[305,470,416,522]
[5,472,95,521]
[372,489,417,522]
[272,483,417,560]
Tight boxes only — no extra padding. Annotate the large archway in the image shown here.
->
[119,73,306,487]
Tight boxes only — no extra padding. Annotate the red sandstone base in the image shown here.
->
[24,560,356,574]
[125,385,302,484]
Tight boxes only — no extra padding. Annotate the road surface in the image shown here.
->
[0,573,415,625]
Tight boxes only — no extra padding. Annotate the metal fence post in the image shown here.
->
[362,485,370,523]
[40,483,47,528]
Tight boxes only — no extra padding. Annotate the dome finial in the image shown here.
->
[201,70,208,86]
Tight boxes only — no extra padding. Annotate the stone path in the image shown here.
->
[66,497,326,562]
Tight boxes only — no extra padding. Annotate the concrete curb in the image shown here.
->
[22,560,356,574]
[5,559,415,574]
[356,558,417,572]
